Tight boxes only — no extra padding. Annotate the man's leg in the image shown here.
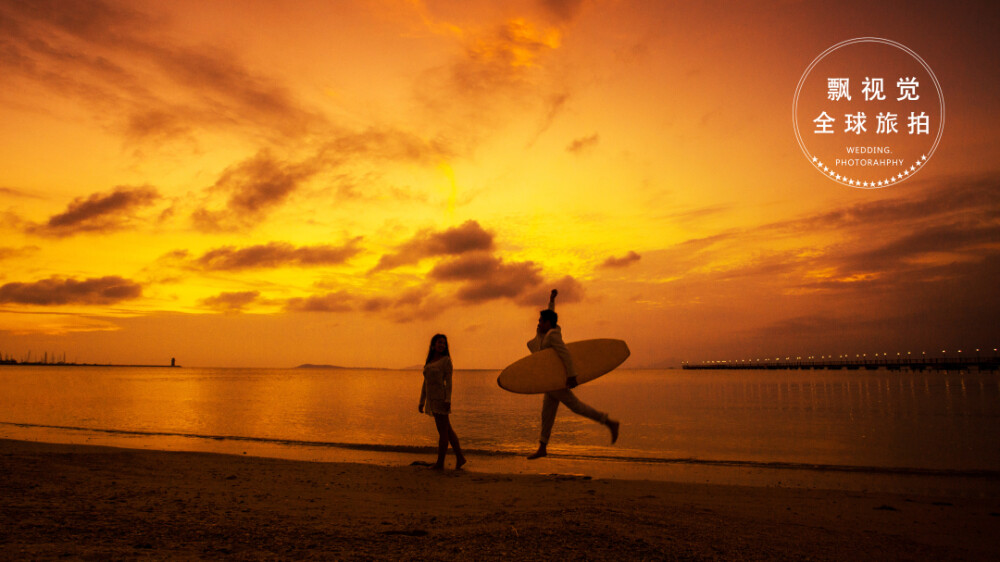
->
[528,392,560,459]
[550,389,620,444]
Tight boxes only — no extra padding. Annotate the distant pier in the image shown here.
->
[683,356,1000,372]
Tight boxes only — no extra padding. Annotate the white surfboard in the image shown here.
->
[497,339,630,394]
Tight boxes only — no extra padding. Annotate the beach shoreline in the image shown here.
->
[1,438,997,560]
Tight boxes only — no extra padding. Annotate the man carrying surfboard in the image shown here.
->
[526,289,620,459]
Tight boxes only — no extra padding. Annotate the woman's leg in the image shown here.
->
[446,418,466,469]
[433,414,449,469]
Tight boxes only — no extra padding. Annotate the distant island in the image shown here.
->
[295,364,347,369]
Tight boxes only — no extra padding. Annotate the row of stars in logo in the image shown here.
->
[811,154,927,187]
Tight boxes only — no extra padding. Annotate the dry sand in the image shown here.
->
[1,438,997,560]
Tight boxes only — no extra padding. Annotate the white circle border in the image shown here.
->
[792,37,945,189]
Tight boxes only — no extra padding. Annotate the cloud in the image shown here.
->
[527,93,569,146]
[192,150,319,231]
[649,174,1000,288]
[414,15,562,112]
[200,291,260,312]
[454,18,561,91]
[282,286,447,323]
[516,275,584,307]
[0,245,39,261]
[600,251,641,269]
[28,186,160,237]
[192,130,451,231]
[766,176,1000,290]
[186,239,362,271]
[840,221,1000,275]
[539,0,587,22]
[428,251,584,306]
[0,276,143,305]
[430,252,543,302]
[566,133,599,154]
[372,220,584,306]
[284,291,355,313]
[622,173,1000,357]
[0,186,44,200]
[0,0,325,147]
[371,220,494,271]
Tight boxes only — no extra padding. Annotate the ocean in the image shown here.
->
[2,366,998,495]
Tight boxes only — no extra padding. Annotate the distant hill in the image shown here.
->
[294,364,347,369]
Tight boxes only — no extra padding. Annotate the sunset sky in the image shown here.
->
[1,0,998,368]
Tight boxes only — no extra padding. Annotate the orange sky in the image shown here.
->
[1,0,998,368]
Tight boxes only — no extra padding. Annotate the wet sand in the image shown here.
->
[1,439,997,560]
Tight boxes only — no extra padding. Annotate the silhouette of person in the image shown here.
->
[418,334,467,470]
[527,289,619,459]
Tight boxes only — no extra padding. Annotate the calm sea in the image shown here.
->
[2,366,998,495]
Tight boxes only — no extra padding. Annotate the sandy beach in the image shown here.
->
[1,439,997,560]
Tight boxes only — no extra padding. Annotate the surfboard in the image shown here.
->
[497,339,630,394]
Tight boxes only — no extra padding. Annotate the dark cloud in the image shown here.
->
[748,255,1000,355]
[567,133,599,154]
[516,275,584,307]
[0,0,322,144]
[373,221,585,306]
[427,252,501,281]
[0,245,39,261]
[650,174,1000,289]
[528,93,569,146]
[284,291,355,313]
[431,253,543,302]
[187,239,362,271]
[192,129,451,231]
[357,288,444,323]
[0,186,44,199]
[540,0,586,22]
[124,109,193,143]
[600,251,641,269]
[371,220,494,272]
[320,127,452,164]
[200,291,260,312]
[29,186,159,237]
[192,150,319,231]
[145,44,319,139]
[842,222,1000,275]
[442,18,561,99]
[633,174,1000,358]
[0,275,142,305]
[428,251,584,306]
[657,204,732,225]
[767,175,997,235]
[769,176,1000,289]
[283,287,440,322]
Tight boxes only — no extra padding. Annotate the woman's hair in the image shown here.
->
[425,333,450,364]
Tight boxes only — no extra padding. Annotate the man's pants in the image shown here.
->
[539,388,608,444]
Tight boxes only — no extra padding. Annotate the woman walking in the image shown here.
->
[419,334,466,470]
